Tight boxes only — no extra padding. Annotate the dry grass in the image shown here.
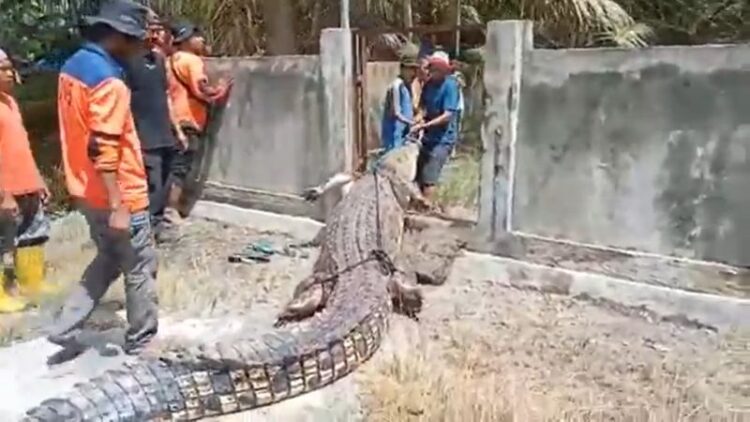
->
[41,218,309,321]
[360,327,748,422]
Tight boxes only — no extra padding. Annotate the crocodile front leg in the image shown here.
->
[274,272,334,327]
[387,269,423,319]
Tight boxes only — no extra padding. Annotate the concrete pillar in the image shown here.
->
[477,20,533,240]
[320,28,355,176]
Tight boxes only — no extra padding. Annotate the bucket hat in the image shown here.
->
[171,21,201,44]
[397,43,420,67]
[82,0,149,40]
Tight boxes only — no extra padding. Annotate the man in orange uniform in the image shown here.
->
[0,48,57,313]
[46,0,159,355]
[165,21,231,224]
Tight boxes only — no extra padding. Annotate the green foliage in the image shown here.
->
[0,0,82,62]
[15,73,71,212]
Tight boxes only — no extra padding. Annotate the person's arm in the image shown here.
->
[412,79,459,132]
[88,79,131,228]
[0,117,18,215]
[182,56,231,104]
[164,65,187,146]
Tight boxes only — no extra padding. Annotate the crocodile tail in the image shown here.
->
[23,302,390,421]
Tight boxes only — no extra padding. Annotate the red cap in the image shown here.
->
[427,51,452,71]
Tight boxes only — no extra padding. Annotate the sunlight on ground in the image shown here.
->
[360,328,746,422]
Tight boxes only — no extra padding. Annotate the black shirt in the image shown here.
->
[125,50,176,150]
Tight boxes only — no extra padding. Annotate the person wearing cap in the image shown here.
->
[48,0,159,355]
[0,48,58,313]
[165,20,231,225]
[409,51,461,203]
[147,14,174,57]
[380,50,420,153]
[125,11,186,241]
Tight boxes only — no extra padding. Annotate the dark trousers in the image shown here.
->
[47,208,158,353]
[143,147,176,235]
[168,127,201,188]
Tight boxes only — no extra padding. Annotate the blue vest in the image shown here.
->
[380,78,413,152]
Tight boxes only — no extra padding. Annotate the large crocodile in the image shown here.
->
[23,140,433,421]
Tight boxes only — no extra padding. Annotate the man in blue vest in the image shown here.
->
[380,50,420,153]
[409,51,460,203]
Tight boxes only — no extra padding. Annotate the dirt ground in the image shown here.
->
[1,217,748,421]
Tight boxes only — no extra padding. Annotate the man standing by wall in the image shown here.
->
[410,51,460,204]
[125,12,185,241]
[165,21,231,224]
[0,48,57,313]
[47,0,159,355]
[380,50,420,153]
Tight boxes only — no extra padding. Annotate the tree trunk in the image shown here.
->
[403,0,413,39]
[440,0,460,52]
[261,0,297,55]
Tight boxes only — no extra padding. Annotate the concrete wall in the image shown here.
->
[201,29,354,220]
[501,33,750,265]
[206,56,328,194]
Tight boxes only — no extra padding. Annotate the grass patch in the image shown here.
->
[435,152,480,213]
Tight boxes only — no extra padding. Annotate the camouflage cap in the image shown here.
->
[397,43,420,67]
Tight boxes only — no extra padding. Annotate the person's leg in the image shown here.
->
[392,122,407,150]
[120,211,159,354]
[0,207,27,313]
[165,130,197,224]
[15,194,57,299]
[46,208,121,345]
[418,143,452,202]
[415,143,432,191]
[143,149,165,236]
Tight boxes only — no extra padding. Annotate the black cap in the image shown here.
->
[171,21,200,44]
[82,0,149,40]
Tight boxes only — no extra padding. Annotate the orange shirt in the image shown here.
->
[58,42,148,212]
[167,51,209,131]
[0,93,45,195]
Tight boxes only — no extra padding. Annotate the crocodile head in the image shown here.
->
[378,138,422,182]
[377,138,423,208]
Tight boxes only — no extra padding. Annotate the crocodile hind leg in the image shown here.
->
[274,273,333,327]
[387,270,423,319]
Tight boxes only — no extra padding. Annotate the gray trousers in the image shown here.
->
[47,207,159,352]
[0,193,50,254]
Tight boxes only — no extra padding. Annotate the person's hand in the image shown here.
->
[40,185,51,206]
[108,206,131,233]
[0,194,18,217]
[213,79,233,103]
[409,123,425,134]
[175,126,189,151]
